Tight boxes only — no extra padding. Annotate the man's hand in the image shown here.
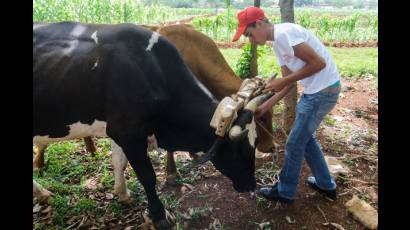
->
[263,77,289,93]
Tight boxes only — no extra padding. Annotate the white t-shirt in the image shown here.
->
[272,23,340,94]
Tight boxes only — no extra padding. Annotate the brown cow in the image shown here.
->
[33,24,275,204]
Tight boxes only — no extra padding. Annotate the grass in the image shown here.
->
[108,200,125,217]
[33,138,117,228]
[161,192,180,210]
[73,198,97,215]
[50,195,70,225]
[219,47,378,80]
[327,47,378,78]
[323,115,336,126]
[34,223,46,230]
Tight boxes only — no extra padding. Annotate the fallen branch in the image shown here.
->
[349,154,378,162]
[338,190,352,196]
[323,222,346,230]
[65,218,82,230]
[345,178,378,186]
[316,204,328,223]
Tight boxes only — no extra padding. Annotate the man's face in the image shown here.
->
[244,21,267,45]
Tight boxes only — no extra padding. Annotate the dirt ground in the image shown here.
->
[171,77,378,230]
[33,77,378,229]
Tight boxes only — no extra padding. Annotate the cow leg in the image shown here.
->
[188,152,199,161]
[165,151,181,186]
[84,136,97,156]
[111,140,134,204]
[33,180,52,204]
[147,134,158,152]
[33,143,47,171]
[113,137,172,229]
[148,135,181,187]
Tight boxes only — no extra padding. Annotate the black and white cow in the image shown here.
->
[33,22,269,229]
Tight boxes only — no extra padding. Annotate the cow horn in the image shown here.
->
[195,137,223,164]
[229,92,274,141]
[228,126,249,142]
[244,92,274,112]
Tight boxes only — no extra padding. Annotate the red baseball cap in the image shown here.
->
[232,7,266,42]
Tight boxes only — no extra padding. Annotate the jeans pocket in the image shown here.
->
[319,91,340,104]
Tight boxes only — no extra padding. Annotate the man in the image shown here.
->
[232,7,341,203]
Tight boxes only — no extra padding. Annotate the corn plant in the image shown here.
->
[33,0,208,25]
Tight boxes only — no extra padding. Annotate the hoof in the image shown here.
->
[154,219,174,230]
[33,166,41,172]
[37,190,53,204]
[33,162,44,172]
[154,210,175,230]
[117,189,135,205]
[141,209,175,230]
[188,152,199,161]
[165,174,181,187]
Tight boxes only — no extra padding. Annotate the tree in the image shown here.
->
[261,0,279,7]
[249,0,260,78]
[295,0,313,7]
[279,0,298,134]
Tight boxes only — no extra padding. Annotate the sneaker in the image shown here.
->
[307,176,337,200]
[258,185,293,204]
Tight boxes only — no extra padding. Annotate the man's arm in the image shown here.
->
[264,42,326,92]
[263,65,294,106]
[254,66,295,118]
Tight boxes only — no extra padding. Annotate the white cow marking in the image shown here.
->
[33,24,47,30]
[92,58,99,70]
[145,32,160,51]
[33,120,107,145]
[246,119,257,148]
[91,31,98,44]
[61,39,79,56]
[70,25,87,37]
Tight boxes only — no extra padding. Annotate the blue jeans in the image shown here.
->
[277,89,339,200]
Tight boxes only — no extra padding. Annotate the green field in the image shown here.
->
[220,47,378,79]
[33,0,214,25]
[34,1,377,43]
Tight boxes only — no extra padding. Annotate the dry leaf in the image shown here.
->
[33,203,42,213]
[181,185,190,194]
[209,218,222,230]
[323,222,346,230]
[105,193,114,200]
[183,183,194,190]
[181,212,191,220]
[84,178,99,190]
[41,206,52,214]
[258,221,271,230]
[286,216,296,224]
